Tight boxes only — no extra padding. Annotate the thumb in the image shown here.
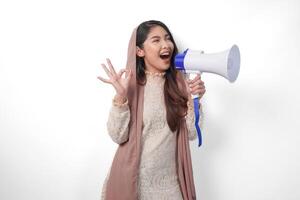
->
[126,69,133,79]
[118,69,126,78]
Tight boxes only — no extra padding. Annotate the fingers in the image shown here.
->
[189,79,204,88]
[117,68,132,80]
[188,78,204,89]
[191,84,205,91]
[118,69,127,77]
[187,74,201,84]
[101,63,112,78]
[106,58,117,76]
[191,87,206,95]
[100,58,117,78]
[97,75,111,84]
[187,74,206,96]
[126,68,133,79]
[190,88,206,97]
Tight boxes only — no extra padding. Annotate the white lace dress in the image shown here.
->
[101,71,204,200]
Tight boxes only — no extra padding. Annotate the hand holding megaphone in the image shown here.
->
[185,73,206,100]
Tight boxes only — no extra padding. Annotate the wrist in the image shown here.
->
[113,94,127,104]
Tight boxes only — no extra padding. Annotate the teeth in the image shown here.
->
[160,52,170,56]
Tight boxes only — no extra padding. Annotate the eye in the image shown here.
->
[166,36,171,40]
[153,39,159,43]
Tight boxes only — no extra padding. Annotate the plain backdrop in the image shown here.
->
[0,0,299,200]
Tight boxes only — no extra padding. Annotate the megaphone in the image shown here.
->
[175,44,241,98]
[174,45,241,147]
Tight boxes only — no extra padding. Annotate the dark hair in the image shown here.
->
[136,20,188,133]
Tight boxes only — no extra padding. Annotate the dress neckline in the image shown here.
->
[145,70,166,77]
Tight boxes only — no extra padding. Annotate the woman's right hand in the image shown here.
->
[97,58,133,98]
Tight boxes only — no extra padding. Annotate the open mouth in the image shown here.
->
[159,52,171,60]
[160,55,170,60]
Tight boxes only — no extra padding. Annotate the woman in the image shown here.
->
[97,20,205,200]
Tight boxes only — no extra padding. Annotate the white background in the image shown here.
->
[0,0,299,199]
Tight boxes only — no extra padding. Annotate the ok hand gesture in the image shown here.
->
[97,58,133,98]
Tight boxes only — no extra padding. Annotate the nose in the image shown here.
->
[161,39,169,49]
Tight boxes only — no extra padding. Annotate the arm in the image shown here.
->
[106,95,130,144]
[185,98,204,141]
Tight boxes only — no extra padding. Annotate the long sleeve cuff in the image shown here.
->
[111,97,129,113]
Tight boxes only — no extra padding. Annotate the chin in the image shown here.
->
[161,61,171,69]
[158,65,169,72]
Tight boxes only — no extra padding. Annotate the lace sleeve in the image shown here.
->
[106,97,130,144]
[185,99,204,141]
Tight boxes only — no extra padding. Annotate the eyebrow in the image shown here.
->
[150,34,170,40]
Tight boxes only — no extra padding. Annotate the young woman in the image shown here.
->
[97,20,205,200]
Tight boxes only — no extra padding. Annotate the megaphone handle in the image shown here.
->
[185,70,202,99]
[184,70,203,147]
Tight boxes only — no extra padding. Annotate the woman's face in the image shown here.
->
[137,25,174,73]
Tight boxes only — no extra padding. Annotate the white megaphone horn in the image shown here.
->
[175,44,241,98]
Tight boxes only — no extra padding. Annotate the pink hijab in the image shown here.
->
[104,27,196,200]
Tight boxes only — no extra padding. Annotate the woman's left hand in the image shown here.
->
[186,74,206,99]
